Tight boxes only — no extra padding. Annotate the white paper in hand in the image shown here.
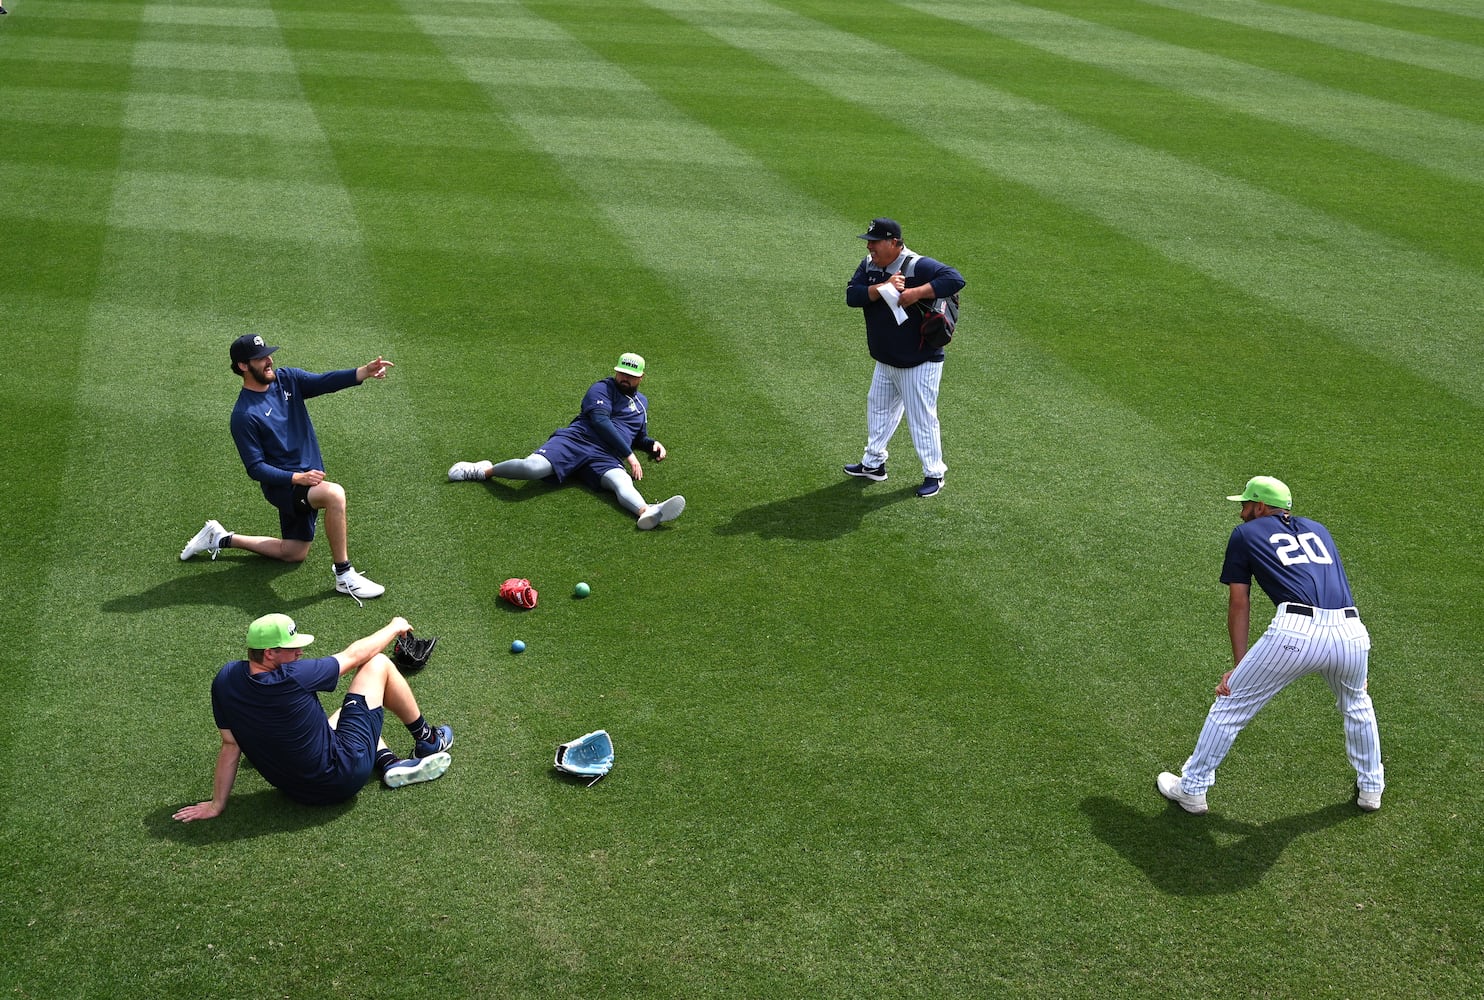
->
[879,283,910,325]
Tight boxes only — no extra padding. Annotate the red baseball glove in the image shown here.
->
[499,577,538,609]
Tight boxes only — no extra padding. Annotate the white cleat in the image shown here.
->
[657,495,686,523]
[637,495,685,530]
[335,567,385,600]
[1156,771,1209,814]
[1357,788,1382,812]
[180,520,228,561]
[448,460,493,482]
[382,751,451,788]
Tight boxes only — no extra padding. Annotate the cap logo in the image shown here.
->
[252,335,264,348]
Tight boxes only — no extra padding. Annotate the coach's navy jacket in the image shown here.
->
[846,251,965,368]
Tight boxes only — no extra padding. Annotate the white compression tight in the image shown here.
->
[600,468,646,515]
[492,455,646,517]
[491,455,554,479]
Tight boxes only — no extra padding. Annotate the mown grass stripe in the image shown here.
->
[904,0,1484,185]
[656,0,1484,406]
[1147,0,1484,77]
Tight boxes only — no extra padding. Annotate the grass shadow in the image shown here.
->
[1081,795,1359,896]
[714,478,916,541]
[145,788,356,844]
[102,557,323,617]
[457,477,559,504]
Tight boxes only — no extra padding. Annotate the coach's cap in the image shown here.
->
[1227,476,1292,509]
[247,613,315,650]
[230,334,280,365]
[614,352,645,377]
[858,217,902,242]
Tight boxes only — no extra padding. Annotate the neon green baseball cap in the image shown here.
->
[246,613,315,650]
[1227,476,1292,509]
[614,353,645,377]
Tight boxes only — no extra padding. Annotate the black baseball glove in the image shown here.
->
[391,633,438,672]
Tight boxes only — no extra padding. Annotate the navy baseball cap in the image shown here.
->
[230,334,279,365]
[858,218,902,242]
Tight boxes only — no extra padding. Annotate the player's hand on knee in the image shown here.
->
[1215,670,1234,697]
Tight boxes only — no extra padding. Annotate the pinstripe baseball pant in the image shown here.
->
[1180,603,1383,795]
[862,360,946,479]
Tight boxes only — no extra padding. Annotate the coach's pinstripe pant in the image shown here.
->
[1180,603,1384,796]
[862,360,946,479]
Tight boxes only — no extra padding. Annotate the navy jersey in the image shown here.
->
[210,656,347,803]
[845,250,966,368]
[562,378,650,456]
[1220,512,1355,609]
[230,367,359,493]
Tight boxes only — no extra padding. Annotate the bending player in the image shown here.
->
[448,353,685,530]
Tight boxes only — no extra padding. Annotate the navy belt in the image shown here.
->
[1285,604,1358,619]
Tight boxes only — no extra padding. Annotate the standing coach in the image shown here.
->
[843,217,965,499]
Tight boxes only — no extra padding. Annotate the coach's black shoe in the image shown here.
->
[915,476,943,498]
[844,462,887,482]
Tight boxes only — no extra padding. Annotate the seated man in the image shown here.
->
[174,614,454,822]
[449,352,685,530]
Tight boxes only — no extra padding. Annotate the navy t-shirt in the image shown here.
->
[1219,512,1355,609]
[210,656,350,804]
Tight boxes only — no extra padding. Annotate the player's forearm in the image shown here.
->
[338,621,405,671]
[211,746,241,812]
[1226,584,1251,665]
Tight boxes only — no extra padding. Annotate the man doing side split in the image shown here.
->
[843,217,965,499]
[448,353,685,530]
[173,614,455,822]
[179,335,390,602]
[1158,476,1384,815]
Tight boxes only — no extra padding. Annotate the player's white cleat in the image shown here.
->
[382,751,451,789]
[637,495,685,530]
[1156,771,1208,814]
[180,519,229,561]
[335,567,385,600]
[448,460,493,482]
[1357,787,1382,812]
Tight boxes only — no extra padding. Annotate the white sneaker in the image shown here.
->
[1157,771,1208,814]
[448,460,492,482]
[382,751,451,789]
[638,495,686,530]
[180,520,228,561]
[1357,787,1382,812]
[657,495,686,523]
[335,567,385,599]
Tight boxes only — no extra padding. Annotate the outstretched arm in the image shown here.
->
[335,617,412,675]
[356,357,394,383]
[173,729,242,822]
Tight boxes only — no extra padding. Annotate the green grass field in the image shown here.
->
[2,0,1481,996]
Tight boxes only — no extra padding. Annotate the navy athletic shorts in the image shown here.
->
[536,429,623,487]
[289,694,385,806]
[263,483,318,542]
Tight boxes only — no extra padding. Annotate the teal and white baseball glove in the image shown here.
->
[554,729,614,784]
